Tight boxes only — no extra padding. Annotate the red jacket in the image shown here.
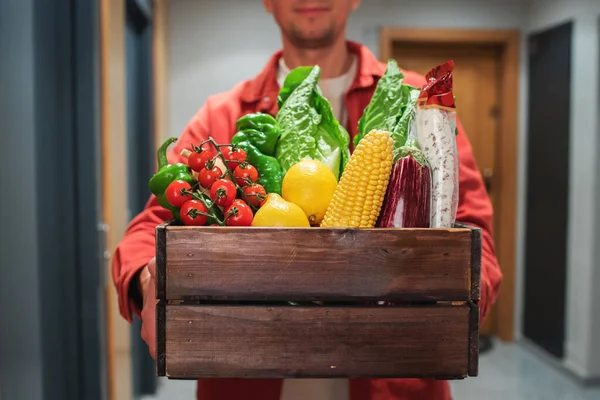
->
[112,41,502,400]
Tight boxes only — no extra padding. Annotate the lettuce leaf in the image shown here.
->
[354,59,420,159]
[277,66,313,109]
[390,85,420,161]
[275,66,351,179]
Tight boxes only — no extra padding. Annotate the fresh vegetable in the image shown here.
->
[209,179,237,208]
[321,130,394,228]
[224,199,254,226]
[165,180,193,208]
[242,184,267,208]
[281,159,337,226]
[231,112,284,195]
[354,60,421,161]
[179,199,209,226]
[233,163,259,187]
[275,65,351,180]
[231,132,283,195]
[148,137,195,220]
[251,193,310,227]
[415,61,459,228]
[221,145,247,171]
[277,67,314,109]
[235,113,281,155]
[378,135,431,228]
[188,142,215,172]
[198,163,223,189]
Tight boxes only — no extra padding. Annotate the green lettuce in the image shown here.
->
[354,59,420,161]
[390,86,420,161]
[275,66,351,179]
[277,66,313,109]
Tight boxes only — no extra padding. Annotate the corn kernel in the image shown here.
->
[321,130,393,228]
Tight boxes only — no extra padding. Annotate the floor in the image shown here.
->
[141,338,600,400]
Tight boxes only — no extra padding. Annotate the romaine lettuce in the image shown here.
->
[354,59,420,160]
[275,66,351,180]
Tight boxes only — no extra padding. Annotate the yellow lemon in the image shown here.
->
[251,193,310,227]
[281,159,338,225]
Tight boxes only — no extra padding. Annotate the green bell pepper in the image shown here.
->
[149,137,195,219]
[231,132,283,195]
[235,113,280,155]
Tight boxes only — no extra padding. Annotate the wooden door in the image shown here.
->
[392,43,502,335]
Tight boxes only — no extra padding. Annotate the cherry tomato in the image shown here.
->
[209,179,237,208]
[165,180,193,208]
[221,146,247,171]
[198,142,216,156]
[242,183,267,208]
[188,151,213,173]
[198,165,223,189]
[233,164,259,187]
[224,199,253,226]
[179,200,208,226]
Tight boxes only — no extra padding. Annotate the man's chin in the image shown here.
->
[288,33,336,50]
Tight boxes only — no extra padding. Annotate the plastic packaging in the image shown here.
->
[415,61,459,228]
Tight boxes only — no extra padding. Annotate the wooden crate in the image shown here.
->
[155,221,481,380]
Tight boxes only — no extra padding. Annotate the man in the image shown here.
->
[112,1,503,399]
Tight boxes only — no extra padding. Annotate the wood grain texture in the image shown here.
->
[469,227,482,301]
[155,222,168,300]
[164,304,471,379]
[156,299,166,376]
[163,226,474,302]
[468,302,480,377]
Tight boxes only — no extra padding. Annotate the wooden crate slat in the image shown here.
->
[155,222,168,300]
[162,304,471,379]
[468,302,480,377]
[163,226,474,302]
[156,299,166,376]
[469,227,482,301]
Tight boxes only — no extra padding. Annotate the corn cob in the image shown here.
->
[321,130,394,228]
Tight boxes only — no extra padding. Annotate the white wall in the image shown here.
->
[167,0,526,137]
[167,0,600,380]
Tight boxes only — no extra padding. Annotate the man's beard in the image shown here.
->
[286,25,336,49]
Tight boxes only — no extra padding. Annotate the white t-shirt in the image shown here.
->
[276,56,357,400]
[276,55,358,129]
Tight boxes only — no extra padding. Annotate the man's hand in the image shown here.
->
[139,257,157,359]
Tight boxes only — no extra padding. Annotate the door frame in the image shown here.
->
[152,0,170,151]
[101,1,168,399]
[380,27,520,342]
[101,0,134,399]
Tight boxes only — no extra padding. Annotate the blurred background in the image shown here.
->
[1,0,599,399]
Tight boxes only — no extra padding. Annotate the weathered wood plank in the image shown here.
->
[468,301,480,377]
[155,221,168,300]
[164,226,474,302]
[164,304,471,379]
[156,299,166,376]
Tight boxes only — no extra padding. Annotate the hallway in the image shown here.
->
[142,339,600,400]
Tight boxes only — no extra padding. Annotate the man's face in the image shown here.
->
[263,0,360,49]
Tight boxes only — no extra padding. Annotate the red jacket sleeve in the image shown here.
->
[454,118,503,322]
[111,103,212,323]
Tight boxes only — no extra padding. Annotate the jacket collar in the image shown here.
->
[240,40,386,108]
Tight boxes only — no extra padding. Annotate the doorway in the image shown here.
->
[523,22,572,359]
[0,0,107,399]
[125,0,157,397]
[380,28,520,341]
